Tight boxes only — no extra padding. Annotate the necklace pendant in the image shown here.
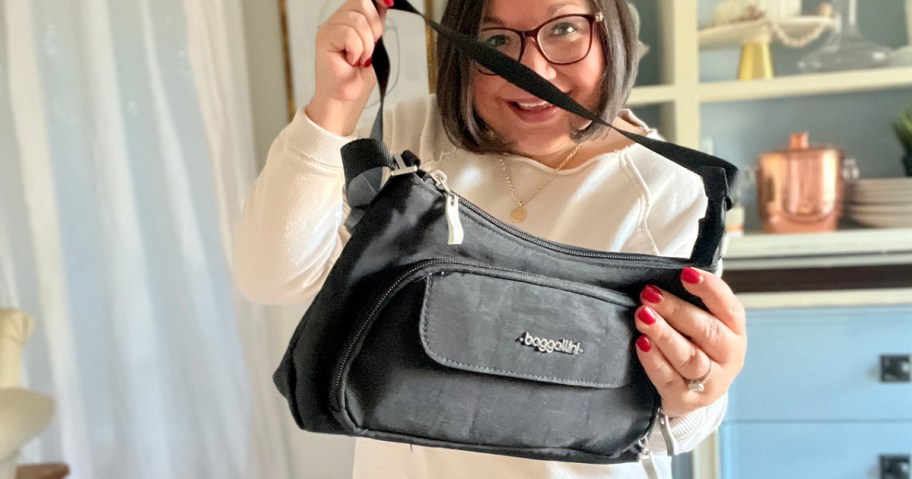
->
[510,206,528,223]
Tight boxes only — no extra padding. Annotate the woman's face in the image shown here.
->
[471,0,606,160]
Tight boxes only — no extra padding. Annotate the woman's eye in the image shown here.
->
[549,22,578,36]
[482,34,510,48]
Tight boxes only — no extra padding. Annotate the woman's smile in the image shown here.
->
[505,97,561,123]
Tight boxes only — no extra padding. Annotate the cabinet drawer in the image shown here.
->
[727,306,912,421]
[720,422,912,479]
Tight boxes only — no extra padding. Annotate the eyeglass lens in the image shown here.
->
[477,15,594,73]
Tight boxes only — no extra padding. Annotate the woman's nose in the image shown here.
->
[519,38,556,78]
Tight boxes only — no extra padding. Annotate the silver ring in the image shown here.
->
[686,363,713,393]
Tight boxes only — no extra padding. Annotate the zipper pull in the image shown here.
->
[638,438,663,479]
[658,409,678,456]
[389,153,418,176]
[429,171,464,245]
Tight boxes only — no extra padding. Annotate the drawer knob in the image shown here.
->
[881,455,911,479]
[881,355,912,382]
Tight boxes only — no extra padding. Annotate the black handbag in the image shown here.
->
[273,0,737,470]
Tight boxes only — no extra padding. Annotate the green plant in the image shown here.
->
[894,106,912,154]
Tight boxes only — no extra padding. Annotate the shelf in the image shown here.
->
[724,228,912,265]
[630,68,912,107]
[698,16,835,49]
[698,66,912,103]
[627,84,680,106]
[721,228,912,296]
[736,288,912,310]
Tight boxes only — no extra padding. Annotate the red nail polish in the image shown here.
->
[641,285,663,304]
[637,307,656,325]
[363,58,372,68]
[682,266,703,285]
[384,0,394,6]
[636,336,652,352]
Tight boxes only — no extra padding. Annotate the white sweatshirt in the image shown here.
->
[233,95,726,479]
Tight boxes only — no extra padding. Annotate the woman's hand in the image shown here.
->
[305,0,392,136]
[633,267,747,417]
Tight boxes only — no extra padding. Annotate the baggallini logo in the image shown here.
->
[517,332,584,355]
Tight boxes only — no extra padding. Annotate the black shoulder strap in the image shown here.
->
[342,0,737,266]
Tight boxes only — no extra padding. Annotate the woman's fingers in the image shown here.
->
[324,21,366,66]
[634,335,716,415]
[324,0,387,67]
[634,305,713,381]
[634,336,687,392]
[342,0,389,65]
[634,269,748,416]
[679,266,746,335]
[638,277,743,363]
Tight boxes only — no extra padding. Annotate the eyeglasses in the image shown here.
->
[476,12,603,75]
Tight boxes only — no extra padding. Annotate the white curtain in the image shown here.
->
[0,0,289,477]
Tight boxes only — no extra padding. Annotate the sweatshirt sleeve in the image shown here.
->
[232,96,435,305]
[232,109,353,305]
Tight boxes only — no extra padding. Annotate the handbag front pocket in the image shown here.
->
[333,260,658,461]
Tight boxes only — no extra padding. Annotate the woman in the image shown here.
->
[233,0,747,477]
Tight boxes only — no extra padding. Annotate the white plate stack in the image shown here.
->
[846,178,912,228]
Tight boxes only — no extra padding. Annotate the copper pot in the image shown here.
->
[756,132,844,233]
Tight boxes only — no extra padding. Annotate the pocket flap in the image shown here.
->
[419,267,639,388]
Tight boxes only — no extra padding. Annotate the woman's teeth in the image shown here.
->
[514,101,551,111]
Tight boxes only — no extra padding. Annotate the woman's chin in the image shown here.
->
[498,124,574,154]
[506,137,573,158]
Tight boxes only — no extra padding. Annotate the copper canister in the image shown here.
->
[756,132,844,233]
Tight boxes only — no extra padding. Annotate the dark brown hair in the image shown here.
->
[435,0,640,154]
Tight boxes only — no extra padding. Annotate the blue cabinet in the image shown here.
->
[720,306,912,479]
[721,423,912,479]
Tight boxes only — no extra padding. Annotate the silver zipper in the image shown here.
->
[421,173,687,265]
[638,437,662,479]
[428,170,464,245]
[658,409,677,456]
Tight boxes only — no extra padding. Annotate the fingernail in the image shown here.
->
[384,0,394,6]
[636,336,652,353]
[682,266,703,285]
[637,306,656,325]
[641,285,663,304]
[363,58,372,68]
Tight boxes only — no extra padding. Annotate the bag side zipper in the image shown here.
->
[658,409,678,455]
[423,171,694,266]
[638,436,662,479]
[327,259,451,413]
[636,410,677,479]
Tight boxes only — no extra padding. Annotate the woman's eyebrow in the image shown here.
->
[548,1,582,15]
[480,2,588,26]
[480,15,505,26]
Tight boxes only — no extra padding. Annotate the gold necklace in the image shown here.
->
[497,143,583,223]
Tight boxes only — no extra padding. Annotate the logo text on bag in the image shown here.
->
[517,332,584,355]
